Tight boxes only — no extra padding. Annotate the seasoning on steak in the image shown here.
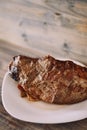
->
[9,55,87,104]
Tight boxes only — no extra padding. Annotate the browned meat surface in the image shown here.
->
[9,55,87,104]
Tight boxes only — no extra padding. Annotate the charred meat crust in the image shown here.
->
[9,55,87,104]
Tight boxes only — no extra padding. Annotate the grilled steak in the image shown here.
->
[9,55,87,104]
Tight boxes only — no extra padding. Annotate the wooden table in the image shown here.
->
[0,0,87,64]
[0,0,87,129]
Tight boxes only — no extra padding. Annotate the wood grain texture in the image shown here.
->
[0,0,87,129]
[0,40,87,130]
[0,0,87,64]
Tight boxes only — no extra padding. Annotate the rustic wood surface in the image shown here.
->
[0,0,87,129]
[0,0,87,64]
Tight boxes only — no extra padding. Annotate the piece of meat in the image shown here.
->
[9,55,87,104]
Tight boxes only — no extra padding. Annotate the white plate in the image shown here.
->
[2,72,87,124]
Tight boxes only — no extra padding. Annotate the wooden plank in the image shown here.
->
[0,0,87,62]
